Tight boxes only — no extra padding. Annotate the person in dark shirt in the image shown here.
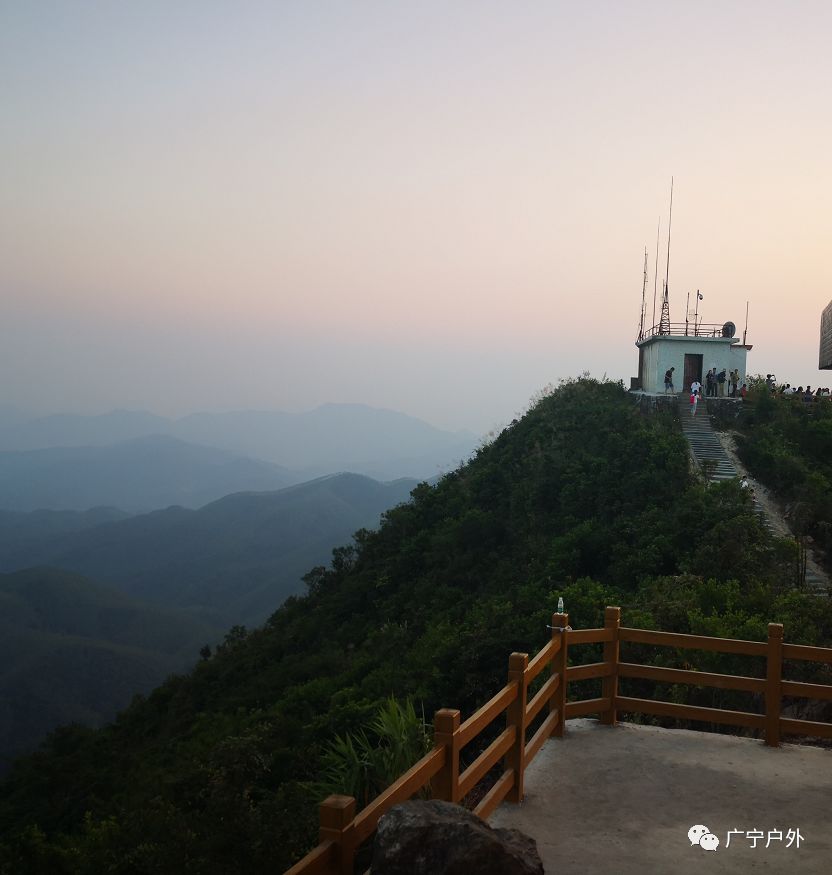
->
[664,367,675,394]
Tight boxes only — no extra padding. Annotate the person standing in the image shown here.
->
[690,389,699,416]
[691,378,702,396]
[730,369,739,397]
[717,368,726,396]
[706,368,715,397]
[664,367,675,394]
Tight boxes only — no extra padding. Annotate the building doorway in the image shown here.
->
[683,354,703,392]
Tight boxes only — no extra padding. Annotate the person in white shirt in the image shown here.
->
[690,380,702,396]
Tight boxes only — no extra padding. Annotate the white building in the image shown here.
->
[635,323,751,394]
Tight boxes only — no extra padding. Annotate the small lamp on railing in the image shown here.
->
[557,597,564,614]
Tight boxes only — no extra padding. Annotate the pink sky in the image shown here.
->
[2,2,831,432]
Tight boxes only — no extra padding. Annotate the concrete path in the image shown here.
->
[490,719,832,874]
[676,400,828,592]
[680,402,738,481]
[715,429,829,593]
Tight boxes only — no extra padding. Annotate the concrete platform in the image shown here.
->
[490,719,832,874]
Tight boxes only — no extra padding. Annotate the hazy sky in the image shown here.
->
[2,1,831,433]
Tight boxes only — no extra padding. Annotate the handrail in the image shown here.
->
[458,727,515,799]
[639,322,738,341]
[620,626,768,656]
[284,840,337,875]
[618,662,766,693]
[284,610,570,874]
[526,636,559,682]
[782,642,832,663]
[458,682,517,748]
[284,608,832,874]
[353,746,445,845]
[526,673,559,723]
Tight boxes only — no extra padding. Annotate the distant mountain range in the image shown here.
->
[0,404,477,484]
[0,435,299,512]
[0,567,216,772]
[0,472,417,628]
[0,471,418,769]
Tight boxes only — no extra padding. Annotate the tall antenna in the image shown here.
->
[659,177,673,335]
[652,218,660,332]
[743,300,750,345]
[638,247,648,340]
[665,176,674,291]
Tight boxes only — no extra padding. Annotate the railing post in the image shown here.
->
[552,611,569,737]
[601,606,621,726]
[319,795,356,875]
[765,623,784,747]
[504,651,529,803]
[432,708,461,803]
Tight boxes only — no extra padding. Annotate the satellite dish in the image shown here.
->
[722,321,736,338]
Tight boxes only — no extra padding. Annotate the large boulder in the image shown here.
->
[371,799,544,875]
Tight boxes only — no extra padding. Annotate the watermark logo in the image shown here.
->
[688,825,719,852]
[688,825,803,852]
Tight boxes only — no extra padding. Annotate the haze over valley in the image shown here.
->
[0,400,460,769]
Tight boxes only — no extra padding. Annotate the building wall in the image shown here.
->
[820,300,832,370]
[637,336,749,393]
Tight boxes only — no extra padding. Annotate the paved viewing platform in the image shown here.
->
[490,719,831,874]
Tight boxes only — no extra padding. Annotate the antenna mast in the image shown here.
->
[638,247,648,340]
[652,218,660,332]
[659,177,673,335]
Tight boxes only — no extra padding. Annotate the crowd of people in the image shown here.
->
[701,367,742,397]
[764,375,831,401]
[664,368,831,408]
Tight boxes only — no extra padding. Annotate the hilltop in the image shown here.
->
[1,378,829,874]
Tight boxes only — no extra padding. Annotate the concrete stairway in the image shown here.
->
[680,402,827,592]
[680,406,737,481]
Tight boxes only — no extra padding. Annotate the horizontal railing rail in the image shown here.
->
[285,607,832,874]
[639,322,738,340]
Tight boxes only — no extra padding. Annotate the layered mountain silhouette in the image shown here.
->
[0,435,298,512]
[0,404,477,483]
[0,473,417,627]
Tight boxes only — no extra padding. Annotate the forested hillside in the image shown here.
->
[734,387,832,569]
[1,378,829,874]
[0,568,216,772]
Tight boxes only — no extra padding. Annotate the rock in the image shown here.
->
[371,799,544,875]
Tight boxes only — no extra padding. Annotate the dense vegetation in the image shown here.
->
[0,568,215,773]
[1,378,829,874]
[734,386,832,569]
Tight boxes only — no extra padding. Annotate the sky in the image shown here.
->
[2,1,831,434]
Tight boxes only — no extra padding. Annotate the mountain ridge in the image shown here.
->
[0,404,478,482]
[0,472,419,628]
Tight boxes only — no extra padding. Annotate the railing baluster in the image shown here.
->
[765,623,784,747]
[318,795,355,875]
[552,611,569,738]
[601,606,621,726]
[432,708,460,803]
[504,652,529,802]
